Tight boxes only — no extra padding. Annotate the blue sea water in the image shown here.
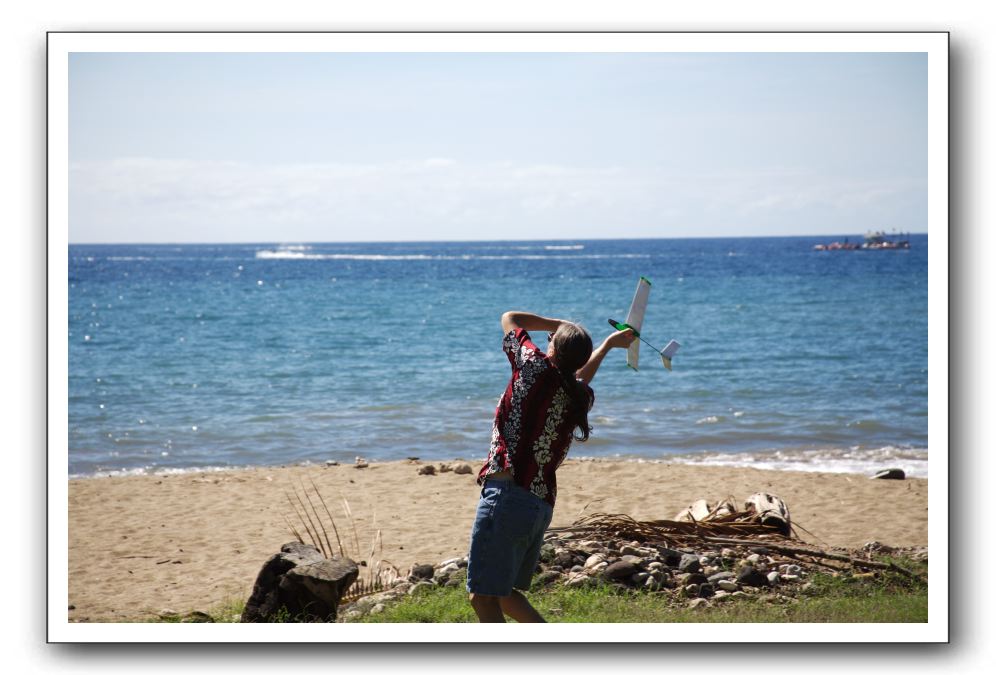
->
[68,236,929,478]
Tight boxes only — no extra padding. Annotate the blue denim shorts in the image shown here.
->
[465,477,554,596]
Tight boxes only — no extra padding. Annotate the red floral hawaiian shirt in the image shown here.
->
[477,328,594,508]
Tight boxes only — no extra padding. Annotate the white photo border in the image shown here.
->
[48,30,949,643]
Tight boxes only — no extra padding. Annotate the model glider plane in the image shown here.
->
[607,276,681,371]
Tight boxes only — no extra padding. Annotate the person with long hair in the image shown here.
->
[466,311,636,622]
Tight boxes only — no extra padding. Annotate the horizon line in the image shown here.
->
[67,231,928,246]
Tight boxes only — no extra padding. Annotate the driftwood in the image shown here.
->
[743,492,792,537]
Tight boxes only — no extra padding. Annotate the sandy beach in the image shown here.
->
[67,459,928,622]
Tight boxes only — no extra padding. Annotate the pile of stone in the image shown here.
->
[333,532,926,620]
[336,540,816,621]
[530,534,814,607]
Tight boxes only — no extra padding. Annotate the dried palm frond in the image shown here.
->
[283,480,402,605]
[548,510,798,549]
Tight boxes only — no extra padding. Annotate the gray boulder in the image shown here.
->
[410,563,435,580]
[678,554,702,573]
[602,560,641,580]
[737,566,770,588]
[241,541,359,622]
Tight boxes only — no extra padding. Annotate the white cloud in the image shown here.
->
[69,158,925,242]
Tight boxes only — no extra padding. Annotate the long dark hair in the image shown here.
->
[549,322,594,442]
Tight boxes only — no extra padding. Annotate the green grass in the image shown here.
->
[155,559,928,624]
[355,564,927,623]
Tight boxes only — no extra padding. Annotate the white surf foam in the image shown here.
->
[669,445,928,478]
[254,250,648,261]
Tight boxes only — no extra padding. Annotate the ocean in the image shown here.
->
[68,236,928,478]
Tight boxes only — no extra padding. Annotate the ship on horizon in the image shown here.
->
[813,230,911,251]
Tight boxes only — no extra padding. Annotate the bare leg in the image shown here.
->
[498,589,546,623]
[469,593,506,623]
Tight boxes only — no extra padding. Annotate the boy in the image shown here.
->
[466,310,636,622]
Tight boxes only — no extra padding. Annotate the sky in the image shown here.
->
[68,52,927,243]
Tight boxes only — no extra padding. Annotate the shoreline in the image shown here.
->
[68,458,928,622]
[69,444,930,480]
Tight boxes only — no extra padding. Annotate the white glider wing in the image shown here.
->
[623,276,651,370]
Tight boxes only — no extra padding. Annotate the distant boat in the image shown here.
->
[813,231,910,251]
[861,230,911,250]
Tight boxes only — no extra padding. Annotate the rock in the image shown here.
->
[631,572,650,585]
[180,611,214,623]
[684,573,708,586]
[68,604,75,611]
[566,573,592,587]
[603,560,640,580]
[410,563,435,580]
[720,548,736,559]
[746,553,761,565]
[712,590,730,601]
[697,583,715,598]
[871,468,905,480]
[325,460,339,466]
[439,557,467,568]
[767,571,781,584]
[781,574,800,582]
[241,541,359,622]
[553,551,575,568]
[417,465,436,475]
[779,564,801,576]
[444,577,463,588]
[354,457,369,468]
[678,554,701,573]
[570,565,584,573]
[620,545,639,556]
[658,548,685,567]
[369,603,385,615]
[408,581,435,596]
[647,561,664,571]
[688,598,709,610]
[718,580,738,592]
[533,570,562,587]
[453,463,474,475]
[539,543,557,563]
[737,566,769,588]
[862,541,895,554]
[708,571,735,582]
[684,584,700,598]
[437,463,453,473]
[584,554,606,569]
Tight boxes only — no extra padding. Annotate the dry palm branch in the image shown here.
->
[284,479,401,604]
[547,509,798,549]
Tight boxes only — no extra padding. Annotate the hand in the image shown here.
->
[606,328,637,350]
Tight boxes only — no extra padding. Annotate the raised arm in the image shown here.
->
[575,328,636,385]
[501,311,566,334]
